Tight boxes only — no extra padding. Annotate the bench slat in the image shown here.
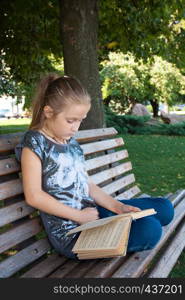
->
[0,179,23,201]
[90,162,132,185]
[0,128,117,153]
[112,194,185,278]
[0,157,20,176]
[102,174,135,195]
[75,127,117,142]
[0,187,140,228]
[65,260,98,278]
[21,253,68,278]
[82,138,124,155]
[149,221,185,278]
[168,189,185,206]
[49,260,81,278]
[0,150,127,178]
[0,200,35,227]
[0,238,50,278]
[85,150,128,171]
[115,186,141,200]
[83,256,129,278]
[0,132,24,153]
[0,218,42,254]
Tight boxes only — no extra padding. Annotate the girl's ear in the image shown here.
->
[43,105,54,119]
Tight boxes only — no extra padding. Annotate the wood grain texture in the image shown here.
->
[0,179,23,201]
[21,253,68,278]
[0,218,42,254]
[0,128,117,153]
[102,174,135,195]
[0,238,50,278]
[85,150,128,171]
[90,162,132,185]
[82,138,124,155]
[0,157,20,176]
[0,200,35,227]
[0,132,24,153]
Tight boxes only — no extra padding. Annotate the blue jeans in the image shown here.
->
[97,197,174,252]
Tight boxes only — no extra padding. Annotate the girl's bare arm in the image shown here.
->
[88,180,140,214]
[21,148,98,224]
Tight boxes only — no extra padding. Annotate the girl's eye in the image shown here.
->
[67,119,83,124]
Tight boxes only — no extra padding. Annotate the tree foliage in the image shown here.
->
[100,52,150,112]
[99,0,185,68]
[100,52,185,114]
[150,56,185,106]
[0,0,61,79]
[1,0,185,118]
[0,0,62,107]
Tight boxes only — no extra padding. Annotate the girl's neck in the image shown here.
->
[40,127,67,145]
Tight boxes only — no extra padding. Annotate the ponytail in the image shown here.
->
[29,73,59,130]
[29,73,91,130]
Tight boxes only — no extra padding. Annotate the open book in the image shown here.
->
[67,208,156,260]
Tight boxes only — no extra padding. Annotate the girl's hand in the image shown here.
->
[78,207,99,224]
[120,203,141,214]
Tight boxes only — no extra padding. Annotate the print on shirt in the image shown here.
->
[48,151,89,209]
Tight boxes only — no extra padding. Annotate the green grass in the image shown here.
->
[169,252,185,278]
[122,134,185,197]
[0,118,30,134]
[0,120,185,277]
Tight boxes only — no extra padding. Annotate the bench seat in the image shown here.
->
[0,127,185,278]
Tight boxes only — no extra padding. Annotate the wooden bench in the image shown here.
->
[0,127,185,278]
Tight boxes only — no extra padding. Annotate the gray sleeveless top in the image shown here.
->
[15,130,96,254]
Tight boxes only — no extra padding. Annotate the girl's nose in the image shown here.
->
[72,122,80,132]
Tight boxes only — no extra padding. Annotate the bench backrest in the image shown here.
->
[0,127,141,277]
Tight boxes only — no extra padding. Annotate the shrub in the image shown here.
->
[105,107,151,134]
[105,107,185,136]
[164,122,185,136]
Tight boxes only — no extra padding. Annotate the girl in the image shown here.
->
[15,74,174,259]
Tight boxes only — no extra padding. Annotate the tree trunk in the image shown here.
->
[150,99,159,117]
[59,0,105,129]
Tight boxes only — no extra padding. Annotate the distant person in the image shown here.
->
[131,101,150,117]
[160,110,185,124]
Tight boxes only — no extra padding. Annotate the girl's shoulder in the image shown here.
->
[15,130,45,162]
[23,129,42,139]
[22,130,47,145]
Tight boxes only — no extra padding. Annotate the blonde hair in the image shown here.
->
[29,73,91,130]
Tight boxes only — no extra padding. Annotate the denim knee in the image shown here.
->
[127,216,162,252]
[122,196,174,227]
[155,197,174,226]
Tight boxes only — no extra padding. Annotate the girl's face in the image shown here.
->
[43,103,91,141]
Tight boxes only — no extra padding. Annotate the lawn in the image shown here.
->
[0,119,185,277]
[0,118,30,134]
[122,134,185,197]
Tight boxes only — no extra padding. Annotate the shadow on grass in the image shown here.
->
[0,124,29,134]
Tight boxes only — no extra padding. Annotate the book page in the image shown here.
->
[72,216,132,254]
[67,208,156,236]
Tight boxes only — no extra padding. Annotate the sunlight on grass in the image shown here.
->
[0,118,31,134]
[123,134,185,197]
[0,118,30,126]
